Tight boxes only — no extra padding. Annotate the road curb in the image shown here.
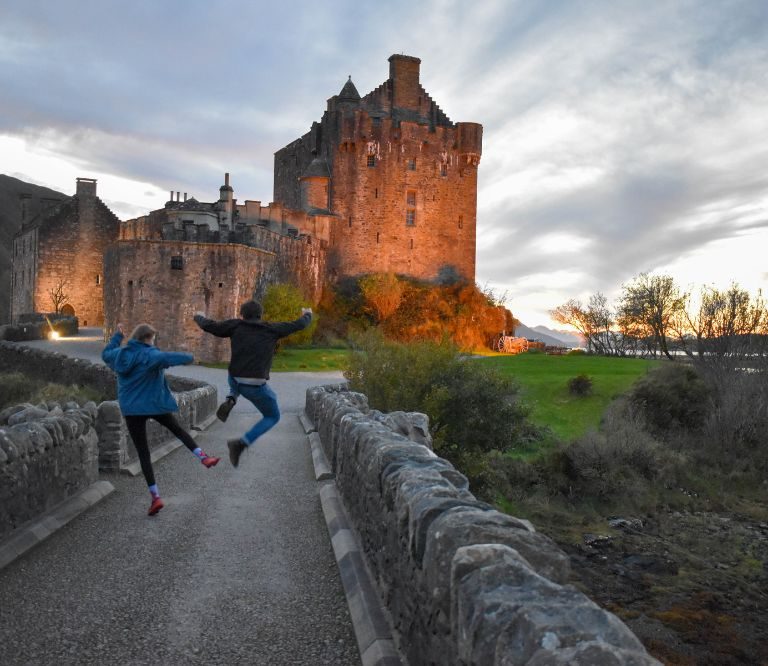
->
[301,414,404,666]
[0,480,115,571]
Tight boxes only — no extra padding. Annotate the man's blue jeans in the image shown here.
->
[228,376,281,445]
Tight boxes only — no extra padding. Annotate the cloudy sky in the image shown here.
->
[1,0,767,326]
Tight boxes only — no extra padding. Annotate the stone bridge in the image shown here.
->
[0,331,659,665]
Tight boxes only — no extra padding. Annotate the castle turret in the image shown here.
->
[299,156,330,212]
[337,76,361,104]
[388,54,421,110]
[457,122,483,167]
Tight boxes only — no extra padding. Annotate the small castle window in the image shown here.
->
[128,280,133,286]
[367,155,376,168]
[410,239,414,250]
[376,232,380,243]
[440,164,448,177]
[458,215,463,229]
[375,188,378,199]
[406,191,416,206]
[96,274,101,285]
[218,282,223,288]
[407,158,416,171]
[171,256,183,270]
[406,210,416,227]
[372,117,382,127]
[349,216,352,228]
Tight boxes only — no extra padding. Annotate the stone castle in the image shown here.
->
[11,54,483,362]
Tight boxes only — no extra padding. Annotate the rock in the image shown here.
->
[7,406,49,426]
[583,533,614,548]
[609,517,644,531]
[64,401,80,411]
[0,403,35,425]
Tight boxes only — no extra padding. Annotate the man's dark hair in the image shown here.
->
[240,300,263,320]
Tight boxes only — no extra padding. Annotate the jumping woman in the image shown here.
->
[102,323,220,516]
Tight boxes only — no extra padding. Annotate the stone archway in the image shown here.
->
[60,304,75,317]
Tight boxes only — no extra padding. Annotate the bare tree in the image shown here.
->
[676,283,768,361]
[551,292,626,355]
[48,278,70,315]
[617,273,686,360]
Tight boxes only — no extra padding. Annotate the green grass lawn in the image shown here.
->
[203,347,349,373]
[479,353,659,441]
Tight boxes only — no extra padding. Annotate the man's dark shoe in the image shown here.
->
[227,438,247,468]
[216,397,236,422]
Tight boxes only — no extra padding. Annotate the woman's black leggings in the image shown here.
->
[124,413,198,487]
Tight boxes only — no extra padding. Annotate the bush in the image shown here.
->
[0,372,40,409]
[626,363,711,436]
[262,283,317,346]
[0,372,105,410]
[567,374,593,396]
[345,329,543,475]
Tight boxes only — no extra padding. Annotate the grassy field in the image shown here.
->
[479,352,659,441]
[203,346,655,440]
[203,347,349,373]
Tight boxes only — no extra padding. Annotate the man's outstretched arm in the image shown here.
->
[271,308,313,338]
[193,312,239,338]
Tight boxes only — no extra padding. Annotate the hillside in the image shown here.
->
[513,323,571,348]
[0,175,67,323]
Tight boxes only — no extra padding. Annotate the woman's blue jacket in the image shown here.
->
[102,332,194,416]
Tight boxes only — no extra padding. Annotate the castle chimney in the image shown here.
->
[19,193,32,222]
[219,172,234,218]
[176,191,180,201]
[169,190,173,201]
[76,177,97,198]
[388,54,421,110]
[184,192,187,201]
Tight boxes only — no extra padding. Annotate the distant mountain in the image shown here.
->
[513,323,571,348]
[0,175,68,323]
[531,325,585,348]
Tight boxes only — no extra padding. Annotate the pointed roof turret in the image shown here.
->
[337,75,361,103]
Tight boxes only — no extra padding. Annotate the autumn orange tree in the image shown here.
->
[321,273,513,351]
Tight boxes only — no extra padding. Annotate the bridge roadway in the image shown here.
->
[0,330,360,665]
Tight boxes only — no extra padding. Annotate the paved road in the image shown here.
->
[0,330,358,665]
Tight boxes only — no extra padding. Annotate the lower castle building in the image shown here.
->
[11,54,482,362]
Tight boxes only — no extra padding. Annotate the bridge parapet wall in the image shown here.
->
[0,402,99,542]
[306,384,660,665]
[0,342,217,472]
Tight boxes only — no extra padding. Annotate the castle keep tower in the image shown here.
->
[274,54,482,282]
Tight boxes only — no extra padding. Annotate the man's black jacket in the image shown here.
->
[193,312,312,380]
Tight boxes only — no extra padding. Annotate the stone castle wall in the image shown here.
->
[305,385,660,666]
[274,54,482,283]
[103,240,279,364]
[329,116,479,281]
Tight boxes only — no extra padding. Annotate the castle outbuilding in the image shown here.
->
[11,178,120,326]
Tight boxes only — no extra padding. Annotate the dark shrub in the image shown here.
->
[627,363,711,435]
[345,329,543,475]
[568,373,593,396]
